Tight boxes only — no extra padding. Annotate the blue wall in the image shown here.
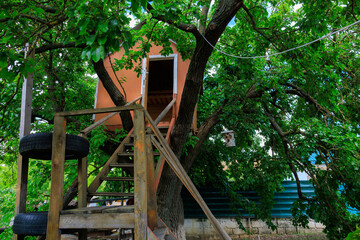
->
[182,181,315,218]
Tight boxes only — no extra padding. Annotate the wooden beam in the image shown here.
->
[143,56,149,110]
[56,105,143,117]
[155,117,175,189]
[80,95,142,135]
[14,156,29,214]
[14,44,33,240]
[145,111,231,240]
[46,116,67,240]
[146,135,157,230]
[154,98,176,125]
[133,109,147,240]
[77,134,88,240]
[59,213,134,229]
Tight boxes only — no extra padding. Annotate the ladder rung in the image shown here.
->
[110,163,134,168]
[118,152,160,156]
[118,152,134,157]
[101,177,134,181]
[88,192,134,197]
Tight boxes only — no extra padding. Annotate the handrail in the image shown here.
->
[155,116,175,189]
[154,98,176,126]
[56,105,142,117]
[144,110,231,240]
[81,96,142,135]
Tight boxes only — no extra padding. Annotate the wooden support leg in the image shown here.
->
[134,110,147,239]
[78,156,88,239]
[146,135,157,230]
[46,116,66,240]
[13,155,29,240]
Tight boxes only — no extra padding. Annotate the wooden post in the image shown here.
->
[133,109,147,239]
[46,115,67,240]
[78,134,87,240]
[14,44,34,240]
[146,135,157,230]
[143,56,149,110]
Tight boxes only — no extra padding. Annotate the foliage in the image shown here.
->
[347,227,360,240]
[1,0,360,239]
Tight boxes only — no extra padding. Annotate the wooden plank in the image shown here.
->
[61,205,134,214]
[155,117,175,189]
[146,135,157,230]
[133,109,147,240]
[110,163,134,168]
[14,156,28,215]
[145,111,231,240]
[56,105,143,117]
[154,98,176,125]
[101,177,134,181]
[81,112,117,135]
[88,192,134,197]
[77,134,88,209]
[77,134,88,240]
[46,116,67,240]
[87,129,133,200]
[59,213,134,229]
[81,96,142,135]
[143,56,149,110]
[14,44,33,240]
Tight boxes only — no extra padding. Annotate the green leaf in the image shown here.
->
[97,36,107,45]
[86,35,96,45]
[98,21,108,33]
[34,7,45,15]
[91,45,105,62]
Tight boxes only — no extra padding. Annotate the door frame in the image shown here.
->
[141,54,178,106]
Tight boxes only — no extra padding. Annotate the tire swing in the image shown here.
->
[13,133,89,236]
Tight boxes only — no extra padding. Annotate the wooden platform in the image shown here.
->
[59,206,134,229]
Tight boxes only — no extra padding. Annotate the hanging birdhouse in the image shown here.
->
[221,130,235,147]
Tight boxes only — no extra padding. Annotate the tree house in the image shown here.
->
[95,41,193,131]
[14,42,230,240]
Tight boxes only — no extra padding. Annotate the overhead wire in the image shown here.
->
[200,20,360,59]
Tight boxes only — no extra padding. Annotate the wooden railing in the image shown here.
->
[80,96,142,136]
[45,103,229,240]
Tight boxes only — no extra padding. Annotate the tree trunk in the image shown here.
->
[157,1,243,238]
[92,59,133,131]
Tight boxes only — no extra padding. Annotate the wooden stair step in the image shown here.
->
[118,152,160,157]
[88,192,134,197]
[118,152,134,157]
[110,163,134,168]
[101,177,134,181]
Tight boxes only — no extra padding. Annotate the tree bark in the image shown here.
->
[92,59,133,131]
[156,4,243,237]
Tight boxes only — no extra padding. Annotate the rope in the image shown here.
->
[200,20,360,59]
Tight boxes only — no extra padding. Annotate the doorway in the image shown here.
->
[142,55,177,123]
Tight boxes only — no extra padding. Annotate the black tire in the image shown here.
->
[13,212,48,236]
[19,133,89,160]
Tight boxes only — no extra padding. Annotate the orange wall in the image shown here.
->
[95,41,190,131]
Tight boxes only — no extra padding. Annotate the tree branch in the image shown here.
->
[35,42,86,54]
[146,2,200,38]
